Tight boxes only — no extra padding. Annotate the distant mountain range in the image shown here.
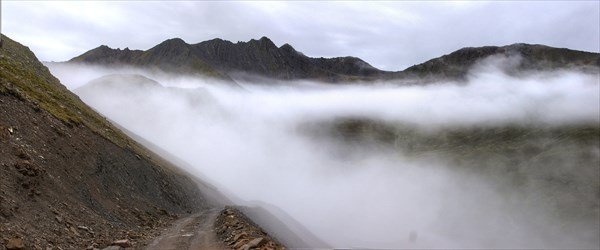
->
[70,36,600,82]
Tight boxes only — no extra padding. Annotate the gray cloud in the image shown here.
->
[3,1,599,70]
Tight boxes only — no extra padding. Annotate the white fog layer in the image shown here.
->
[48,63,600,249]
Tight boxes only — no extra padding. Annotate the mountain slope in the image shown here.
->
[71,38,600,83]
[71,38,227,79]
[0,34,207,249]
[398,43,600,80]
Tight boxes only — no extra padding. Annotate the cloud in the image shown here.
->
[4,1,599,70]
[47,62,600,248]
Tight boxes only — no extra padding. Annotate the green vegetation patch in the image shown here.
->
[0,34,130,147]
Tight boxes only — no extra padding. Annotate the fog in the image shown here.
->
[48,61,599,249]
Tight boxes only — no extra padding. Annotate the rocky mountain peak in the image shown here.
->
[279,43,297,54]
[246,36,278,51]
[151,38,190,52]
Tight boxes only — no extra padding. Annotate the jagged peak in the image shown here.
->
[197,38,234,46]
[504,43,548,48]
[279,43,296,52]
[94,45,114,51]
[258,36,272,43]
[247,36,276,48]
[157,37,188,46]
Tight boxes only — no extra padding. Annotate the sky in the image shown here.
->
[2,1,599,71]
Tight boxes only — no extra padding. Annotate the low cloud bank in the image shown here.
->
[48,62,599,248]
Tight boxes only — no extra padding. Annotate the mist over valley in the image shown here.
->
[48,53,600,248]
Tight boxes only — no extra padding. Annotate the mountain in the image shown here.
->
[70,36,387,82]
[0,34,208,249]
[397,43,600,80]
[70,38,227,79]
[70,37,600,83]
[190,37,384,81]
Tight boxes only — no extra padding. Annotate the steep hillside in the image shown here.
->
[0,34,207,249]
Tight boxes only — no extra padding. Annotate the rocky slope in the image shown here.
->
[70,37,599,83]
[0,34,208,249]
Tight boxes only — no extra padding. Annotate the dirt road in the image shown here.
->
[145,208,226,250]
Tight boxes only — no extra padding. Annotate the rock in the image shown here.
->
[233,239,249,249]
[5,238,25,250]
[78,225,91,232]
[55,216,63,224]
[101,246,121,250]
[243,237,265,249]
[70,226,81,236]
[234,232,248,241]
[111,239,131,248]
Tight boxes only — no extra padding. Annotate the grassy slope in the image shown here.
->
[0,35,130,146]
[0,34,194,174]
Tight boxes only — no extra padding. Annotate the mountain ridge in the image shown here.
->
[70,36,600,82]
[397,43,600,80]
[70,36,389,82]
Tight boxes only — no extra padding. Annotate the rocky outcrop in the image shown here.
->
[215,207,285,250]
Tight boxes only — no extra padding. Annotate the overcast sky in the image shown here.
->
[2,1,599,70]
